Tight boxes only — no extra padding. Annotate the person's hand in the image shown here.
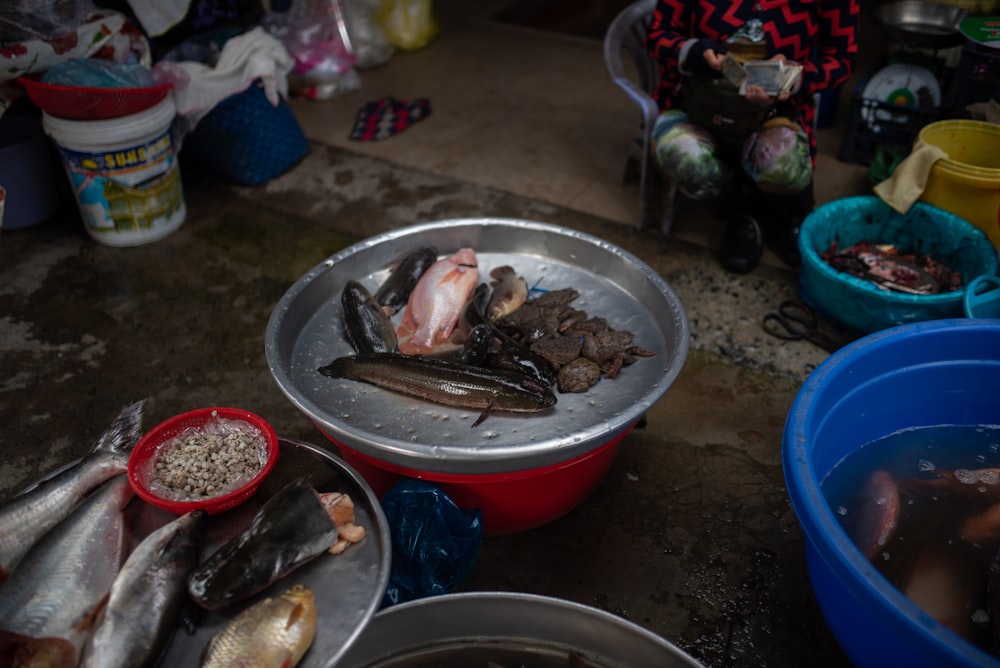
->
[684,39,726,79]
[745,54,801,106]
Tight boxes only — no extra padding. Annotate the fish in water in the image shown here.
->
[341,279,398,354]
[849,469,901,562]
[79,510,206,668]
[0,400,144,584]
[318,352,557,427]
[201,584,317,668]
[374,245,439,316]
[397,248,479,355]
[0,475,134,668]
[187,479,340,611]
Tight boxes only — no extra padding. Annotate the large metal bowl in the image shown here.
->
[876,1,968,49]
[337,591,705,667]
[265,218,689,476]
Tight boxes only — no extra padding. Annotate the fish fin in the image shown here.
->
[74,593,111,634]
[286,602,308,630]
[398,338,434,356]
[92,400,146,456]
[397,307,418,339]
[471,402,494,428]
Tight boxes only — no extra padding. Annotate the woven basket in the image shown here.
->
[182,81,309,186]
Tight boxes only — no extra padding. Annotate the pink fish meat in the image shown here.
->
[397,248,478,355]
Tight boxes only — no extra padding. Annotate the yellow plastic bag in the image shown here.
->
[376,0,438,51]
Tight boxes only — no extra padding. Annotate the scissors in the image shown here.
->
[761,300,844,353]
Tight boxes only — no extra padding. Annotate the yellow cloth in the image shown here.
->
[873,143,949,214]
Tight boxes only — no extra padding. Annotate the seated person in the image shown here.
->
[646,0,859,273]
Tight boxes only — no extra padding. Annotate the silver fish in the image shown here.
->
[0,400,144,583]
[79,509,206,668]
[486,265,528,323]
[0,475,134,668]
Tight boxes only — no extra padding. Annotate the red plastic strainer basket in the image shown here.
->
[127,407,279,515]
[18,76,172,120]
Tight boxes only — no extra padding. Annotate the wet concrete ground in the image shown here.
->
[0,142,849,666]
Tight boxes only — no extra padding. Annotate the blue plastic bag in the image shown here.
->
[380,479,483,606]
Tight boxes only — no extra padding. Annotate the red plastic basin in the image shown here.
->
[322,426,632,537]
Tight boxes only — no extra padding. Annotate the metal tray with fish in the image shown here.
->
[153,436,391,667]
[265,218,690,475]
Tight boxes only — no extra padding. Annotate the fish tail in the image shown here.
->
[318,358,350,378]
[92,400,146,457]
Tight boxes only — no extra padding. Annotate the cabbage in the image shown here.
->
[652,111,730,201]
[741,122,811,195]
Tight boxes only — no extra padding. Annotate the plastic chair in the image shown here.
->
[604,0,677,234]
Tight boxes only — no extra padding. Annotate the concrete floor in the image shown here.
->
[0,2,895,666]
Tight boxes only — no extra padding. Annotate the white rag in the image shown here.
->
[126,0,191,37]
[153,27,295,140]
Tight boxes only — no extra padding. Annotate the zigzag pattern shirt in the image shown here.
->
[647,0,859,153]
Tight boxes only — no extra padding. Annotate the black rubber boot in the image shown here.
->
[719,212,763,274]
[758,183,815,269]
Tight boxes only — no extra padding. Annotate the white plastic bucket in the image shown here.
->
[43,97,185,246]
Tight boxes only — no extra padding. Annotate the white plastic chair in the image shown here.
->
[603,0,677,235]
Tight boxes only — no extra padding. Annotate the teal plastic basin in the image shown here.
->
[798,196,999,334]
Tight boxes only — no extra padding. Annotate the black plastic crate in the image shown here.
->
[948,42,1000,110]
[838,92,943,165]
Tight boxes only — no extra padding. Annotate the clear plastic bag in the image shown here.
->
[376,0,438,51]
[41,59,157,88]
[341,0,394,68]
[0,0,95,42]
[262,0,361,100]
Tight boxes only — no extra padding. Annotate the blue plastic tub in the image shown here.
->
[965,274,1000,318]
[798,196,999,334]
[783,319,1000,668]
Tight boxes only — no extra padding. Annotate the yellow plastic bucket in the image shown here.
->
[917,119,1000,249]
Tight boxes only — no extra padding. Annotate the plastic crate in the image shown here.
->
[948,42,1000,110]
[838,91,944,165]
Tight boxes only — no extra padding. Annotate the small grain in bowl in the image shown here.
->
[128,407,279,514]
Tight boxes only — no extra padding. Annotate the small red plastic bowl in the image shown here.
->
[18,76,172,120]
[128,407,279,515]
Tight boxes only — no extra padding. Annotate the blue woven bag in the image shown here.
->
[183,80,309,186]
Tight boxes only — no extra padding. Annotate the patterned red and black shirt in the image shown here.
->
[647,0,859,153]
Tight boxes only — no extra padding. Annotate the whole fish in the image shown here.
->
[900,540,987,641]
[849,469,900,562]
[486,265,528,323]
[373,245,438,316]
[341,279,398,354]
[79,510,206,668]
[397,248,479,355]
[0,400,144,583]
[318,352,557,427]
[0,475,134,668]
[201,584,317,668]
[187,479,338,611]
